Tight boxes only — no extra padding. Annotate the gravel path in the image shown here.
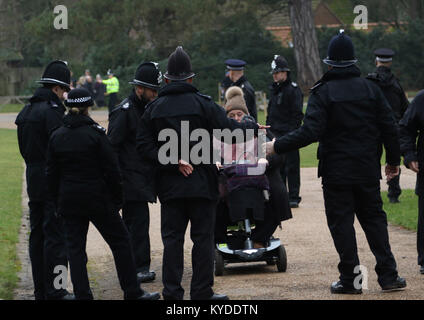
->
[9,111,424,300]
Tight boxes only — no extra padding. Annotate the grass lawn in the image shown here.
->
[0,129,23,299]
[0,104,24,113]
[382,189,418,231]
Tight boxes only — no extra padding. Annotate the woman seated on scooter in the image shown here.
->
[213,86,292,249]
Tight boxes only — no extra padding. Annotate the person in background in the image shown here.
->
[93,74,106,108]
[367,48,409,203]
[103,69,120,113]
[267,55,304,208]
[221,59,257,121]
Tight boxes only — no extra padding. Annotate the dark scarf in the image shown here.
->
[63,113,96,129]
[375,66,397,88]
[321,65,361,82]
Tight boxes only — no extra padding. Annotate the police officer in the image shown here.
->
[267,55,304,208]
[15,60,73,300]
[108,62,161,283]
[221,59,257,121]
[46,88,160,300]
[136,46,261,300]
[399,90,424,274]
[103,69,120,112]
[367,48,409,203]
[264,30,406,293]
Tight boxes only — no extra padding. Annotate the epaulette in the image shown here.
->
[310,81,324,92]
[291,82,298,87]
[196,92,212,100]
[110,100,130,115]
[49,101,59,108]
[91,124,106,134]
[366,73,379,81]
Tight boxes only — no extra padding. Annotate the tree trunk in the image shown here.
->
[288,0,322,93]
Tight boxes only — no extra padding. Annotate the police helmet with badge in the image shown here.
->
[164,46,195,81]
[323,30,357,68]
[37,60,71,91]
[271,55,290,74]
[129,62,162,90]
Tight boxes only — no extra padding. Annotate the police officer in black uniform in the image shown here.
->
[136,46,261,300]
[367,48,409,203]
[264,31,406,294]
[221,59,257,121]
[267,55,304,208]
[15,60,73,300]
[108,62,161,283]
[399,90,424,274]
[46,88,160,300]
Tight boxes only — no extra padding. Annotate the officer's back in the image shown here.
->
[48,112,121,214]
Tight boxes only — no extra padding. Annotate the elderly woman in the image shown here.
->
[46,88,160,300]
[214,86,292,248]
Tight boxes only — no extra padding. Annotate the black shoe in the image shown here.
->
[137,270,156,283]
[381,277,407,292]
[129,290,160,300]
[50,293,76,300]
[389,198,400,203]
[420,266,424,274]
[209,293,229,300]
[330,281,362,294]
[289,202,299,208]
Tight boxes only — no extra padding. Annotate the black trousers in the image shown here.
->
[122,201,151,273]
[28,200,68,300]
[161,198,216,300]
[108,93,118,112]
[280,149,301,204]
[62,209,142,300]
[322,182,398,288]
[387,168,402,200]
[417,195,424,266]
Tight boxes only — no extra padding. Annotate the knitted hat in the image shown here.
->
[224,86,249,115]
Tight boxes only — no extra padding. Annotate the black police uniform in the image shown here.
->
[15,61,70,300]
[273,32,403,291]
[399,90,424,269]
[222,59,257,121]
[46,89,159,300]
[108,85,157,280]
[367,49,409,202]
[267,56,304,206]
[136,47,258,300]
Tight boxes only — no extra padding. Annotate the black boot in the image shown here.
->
[137,270,156,283]
[381,277,406,292]
[125,289,160,300]
[209,293,229,300]
[330,281,362,294]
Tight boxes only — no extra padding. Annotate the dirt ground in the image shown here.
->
[6,111,424,300]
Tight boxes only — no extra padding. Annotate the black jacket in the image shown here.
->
[223,75,257,121]
[274,65,400,185]
[266,77,304,137]
[367,66,409,122]
[108,91,156,202]
[136,82,259,202]
[400,90,424,195]
[46,114,123,215]
[15,87,66,201]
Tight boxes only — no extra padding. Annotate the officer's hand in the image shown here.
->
[262,138,276,157]
[385,164,400,181]
[258,124,270,130]
[178,159,193,177]
[408,161,419,173]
